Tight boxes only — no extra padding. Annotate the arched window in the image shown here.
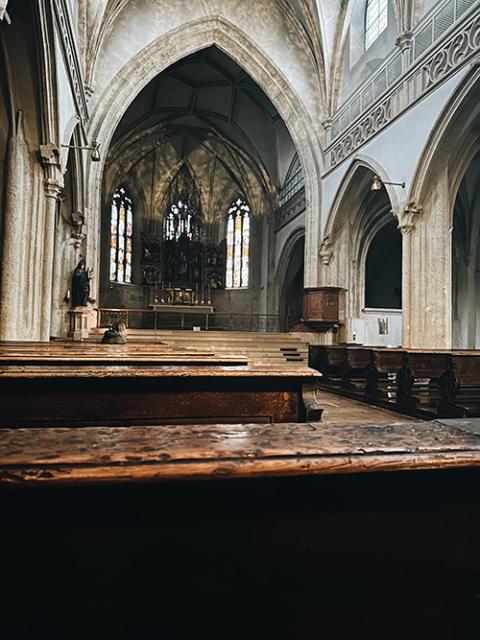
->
[226,197,250,289]
[365,0,388,50]
[110,186,133,283]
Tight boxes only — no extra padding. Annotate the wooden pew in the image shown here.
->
[310,345,480,419]
[309,345,390,398]
[2,420,480,636]
[437,353,480,417]
[308,345,349,388]
[0,343,322,426]
[2,418,480,484]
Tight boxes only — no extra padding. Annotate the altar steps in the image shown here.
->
[88,329,311,367]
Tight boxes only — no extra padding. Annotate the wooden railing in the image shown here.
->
[97,308,289,332]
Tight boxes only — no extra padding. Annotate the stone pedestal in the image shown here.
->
[69,307,91,341]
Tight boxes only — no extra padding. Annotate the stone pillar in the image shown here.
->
[39,144,63,341]
[396,31,413,72]
[303,148,321,290]
[0,111,29,341]
[401,190,452,349]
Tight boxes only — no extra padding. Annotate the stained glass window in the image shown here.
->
[164,200,194,241]
[110,186,133,283]
[365,0,388,50]
[226,197,250,289]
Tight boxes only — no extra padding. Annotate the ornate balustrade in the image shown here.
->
[327,0,480,170]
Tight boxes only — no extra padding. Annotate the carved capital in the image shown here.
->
[396,30,413,52]
[39,142,60,166]
[397,201,423,234]
[322,117,333,131]
[319,235,334,266]
[69,228,86,250]
[39,143,63,195]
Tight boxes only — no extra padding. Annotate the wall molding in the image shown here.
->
[50,0,89,123]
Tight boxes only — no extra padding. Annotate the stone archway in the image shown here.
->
[406,67,480,348]
[320,157,401,345]
[84,16,323,303]
[276,228,306,329]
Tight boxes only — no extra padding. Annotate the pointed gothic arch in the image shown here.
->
[321,156,401,345]
[84,16,323,300]
[404,66,480,348]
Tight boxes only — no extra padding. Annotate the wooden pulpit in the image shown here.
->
[302,287,346,330]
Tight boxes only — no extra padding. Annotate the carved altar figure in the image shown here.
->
[71,259,91,307]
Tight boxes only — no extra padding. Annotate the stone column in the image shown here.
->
[0,111,29,341]
[302,147,321,290]
[396,31,413,72]
[401,191,452,349]
[39,144,63,341]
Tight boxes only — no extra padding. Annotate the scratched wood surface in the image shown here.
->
[0,364,318,378]
[2,418,480,485]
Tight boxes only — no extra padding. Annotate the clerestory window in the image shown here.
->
[365,0,388,50]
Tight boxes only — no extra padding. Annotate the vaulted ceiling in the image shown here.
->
[111,46,287,182]
[105,46,296,225]
[77,0,427,118]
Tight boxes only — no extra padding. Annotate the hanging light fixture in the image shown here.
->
[371,174,405,191]
[61,140,101,162]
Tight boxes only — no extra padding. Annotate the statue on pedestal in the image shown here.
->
[71,259,91,307]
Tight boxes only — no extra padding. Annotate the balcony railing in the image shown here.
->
[330,0,478,144]
[278,170,305,207]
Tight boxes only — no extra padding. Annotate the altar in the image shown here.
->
[149,304,215,329]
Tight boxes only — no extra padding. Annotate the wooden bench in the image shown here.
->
[2,420,480,636]
[310,345,480,419]
[437,353,480,417]
[309,344,350,388]
[3,418,480,484]
[309,345,398,403]
[0,343,322,426]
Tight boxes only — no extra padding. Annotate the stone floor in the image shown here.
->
[316,389,419,424]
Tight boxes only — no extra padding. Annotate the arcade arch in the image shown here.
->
[98,44,308,323]
[321,160,402,346]
[84,17,323,312]
[406,68,480,348]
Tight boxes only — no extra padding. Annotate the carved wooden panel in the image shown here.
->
[303,287,346,324]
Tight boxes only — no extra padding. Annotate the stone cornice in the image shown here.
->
[50,0,89,123]
[325,2,480,173]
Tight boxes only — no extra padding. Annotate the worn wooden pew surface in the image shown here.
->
[3,415,480,637]
[3,417,480,485]
[0,342,322,426]
[0,340,247,368]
